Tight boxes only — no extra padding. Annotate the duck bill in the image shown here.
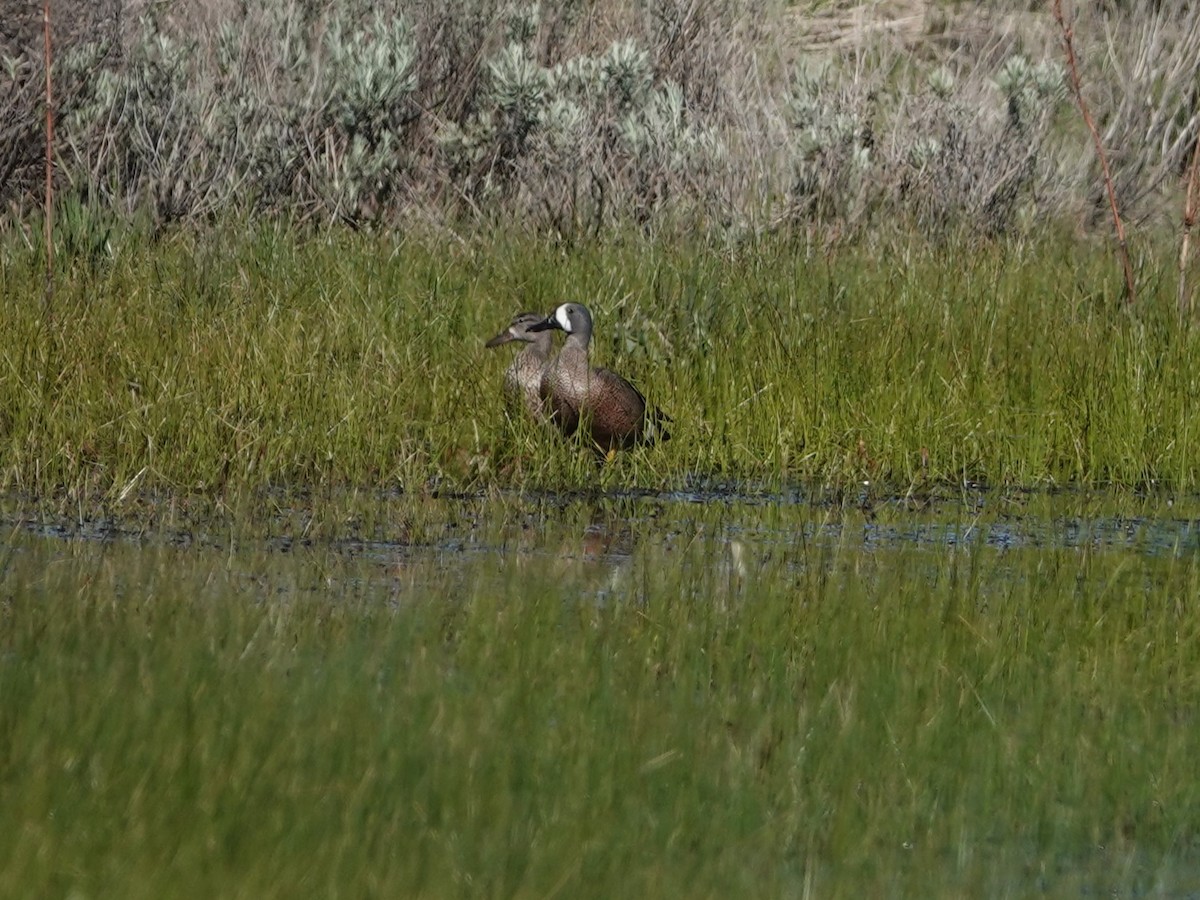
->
[485,330,517,348]
[527,316,560,333]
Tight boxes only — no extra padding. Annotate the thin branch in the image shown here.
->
[43,0,55,310]
[1179,135,1200,318]
[1053,0,1137,305]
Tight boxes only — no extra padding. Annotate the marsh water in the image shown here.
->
[6,485,1200,592]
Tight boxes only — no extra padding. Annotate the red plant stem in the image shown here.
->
[1053,0,1136,305]
[1180,135,1200,317]
[43,0,54,307]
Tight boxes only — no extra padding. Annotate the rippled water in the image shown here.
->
[7,486,1200,550]
[5,485,1199,603]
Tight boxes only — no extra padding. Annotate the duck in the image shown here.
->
[484,312,555,422]
[529,302,670,453]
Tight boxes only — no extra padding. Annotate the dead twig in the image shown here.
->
[1053,0,1136,305]
[1180,137,1200,318]
[43,0,54,311]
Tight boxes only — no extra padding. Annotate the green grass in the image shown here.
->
[2,223,1199,528]
[3,493,1200,897]
[5,224,1199,896]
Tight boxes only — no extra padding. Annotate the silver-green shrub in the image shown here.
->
[783,68,873,229]
[782,50,1069,238]
[437,16,723,234]
[2,0,1196,241]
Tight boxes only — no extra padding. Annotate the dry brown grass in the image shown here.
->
[0,0,1196,240]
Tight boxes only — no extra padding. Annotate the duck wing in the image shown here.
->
[589,368,670,449]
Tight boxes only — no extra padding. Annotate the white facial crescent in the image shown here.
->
[555,304,573,332]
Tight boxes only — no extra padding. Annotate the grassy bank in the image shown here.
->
[2,226,1197,514]
[3,494,1199,897]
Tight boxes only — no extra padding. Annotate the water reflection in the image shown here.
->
[4,486,1200,587]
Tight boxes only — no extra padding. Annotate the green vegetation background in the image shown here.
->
[3,2,1200,896]
[3,225,1198,514]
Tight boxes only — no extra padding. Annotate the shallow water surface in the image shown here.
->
[8,484,1200,561]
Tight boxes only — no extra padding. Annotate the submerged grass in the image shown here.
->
[3,495,1200,897]
[2,224,1199,523]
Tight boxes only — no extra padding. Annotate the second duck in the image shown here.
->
[485,311,555,423]
[529,302,670,453]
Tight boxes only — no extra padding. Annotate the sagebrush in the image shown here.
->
[2,0,1197,239]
